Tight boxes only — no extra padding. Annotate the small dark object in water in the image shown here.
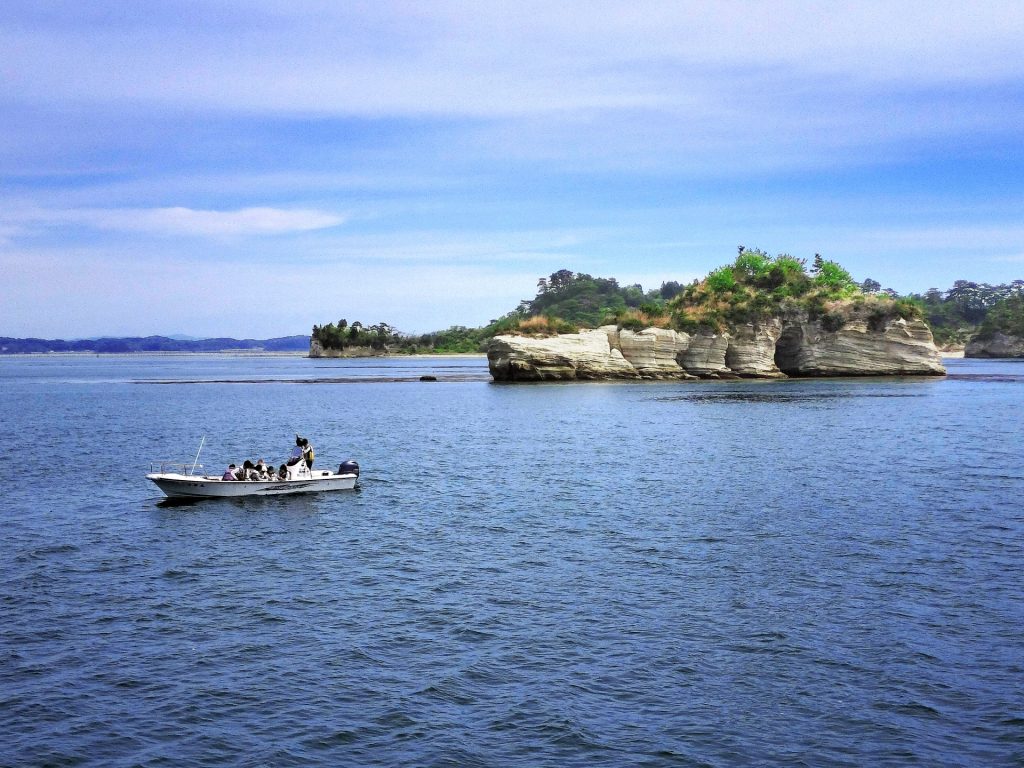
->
[419,375,437,382]
[338,460,360,477]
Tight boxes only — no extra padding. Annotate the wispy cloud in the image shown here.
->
[4,2,1024,115]
[4,2,1022,181]
[4,206,346,237]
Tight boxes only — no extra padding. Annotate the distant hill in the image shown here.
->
[0,335,311,354]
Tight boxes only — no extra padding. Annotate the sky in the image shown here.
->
[2,0,1023,338]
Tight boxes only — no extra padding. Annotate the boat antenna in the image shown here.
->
[190,436,206,476]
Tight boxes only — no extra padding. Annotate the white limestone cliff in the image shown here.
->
[774,316,945,376]
[725,319,786,378]
[488,312,945,382]
[605,326,694,378]
[487,329,639,381]
[680,330,734,378]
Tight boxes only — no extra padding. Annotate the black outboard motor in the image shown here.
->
[338,460,360,477]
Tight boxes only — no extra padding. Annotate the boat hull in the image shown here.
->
[147,472,358,498]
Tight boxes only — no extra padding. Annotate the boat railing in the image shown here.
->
[150,461,203,475]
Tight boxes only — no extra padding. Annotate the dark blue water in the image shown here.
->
[2,354,1022,767]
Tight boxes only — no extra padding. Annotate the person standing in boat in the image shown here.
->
[301,437,314,469]
[288,435,304,465]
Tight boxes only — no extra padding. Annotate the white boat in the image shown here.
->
[147,458,359,499]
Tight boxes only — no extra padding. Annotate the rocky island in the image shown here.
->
[965,332,1024,358]
[963,295,1024,358]
[487,250,945,381]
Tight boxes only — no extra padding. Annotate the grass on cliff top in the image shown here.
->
[670,249,923,333]
[498,309,675,337]
[499,315,581,337]
[602,308,673,332]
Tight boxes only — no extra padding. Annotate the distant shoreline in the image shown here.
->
[0,350,308,358]
[0,350,487,359]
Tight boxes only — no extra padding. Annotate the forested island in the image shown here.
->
[310,249,1024,360]
[914,280,1024,348]
[963,294,1024,357]
[486,250,945,380]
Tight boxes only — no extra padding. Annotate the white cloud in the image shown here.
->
[3,206,346,237]
[297,227,602,265]
[2,1,1021,188]
[3,1,1023,117]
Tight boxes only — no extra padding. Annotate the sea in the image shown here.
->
[1,353,1022,767]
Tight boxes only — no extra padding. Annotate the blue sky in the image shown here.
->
[2,0,1023,337]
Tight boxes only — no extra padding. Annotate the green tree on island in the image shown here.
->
[973,293,1024,340]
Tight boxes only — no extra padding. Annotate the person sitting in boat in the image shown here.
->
[222,464,238,481]
[239,459,256,480]
[256,458,270,479]
[277,464,288,480]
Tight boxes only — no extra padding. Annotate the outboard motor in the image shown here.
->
[338,460,360,477]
